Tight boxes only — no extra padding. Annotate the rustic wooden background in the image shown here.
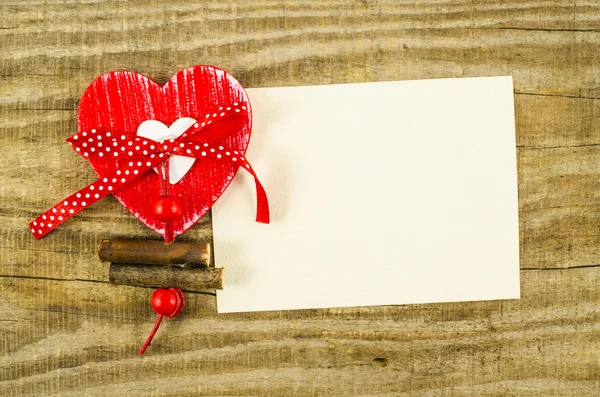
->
[1,0,599,396]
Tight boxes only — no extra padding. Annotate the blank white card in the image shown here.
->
[213,76,520,313]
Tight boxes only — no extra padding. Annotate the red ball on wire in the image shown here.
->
[139,287,185,355]
[151,288,185,317]
[151,196,183,222]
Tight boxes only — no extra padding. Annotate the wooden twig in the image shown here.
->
[98,239,211,267]
[109,263,223,291]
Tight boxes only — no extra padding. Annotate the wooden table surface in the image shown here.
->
[1,1,599,396]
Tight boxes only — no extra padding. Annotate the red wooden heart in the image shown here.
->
[76,66,252,239]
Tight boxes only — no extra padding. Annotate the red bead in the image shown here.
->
[151,288,185,317]
[140,288,185,354]
[151,196,183,222]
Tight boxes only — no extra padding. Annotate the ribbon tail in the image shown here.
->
[30,160,159,239]
[29,180,112,239]
[242,162,270,224]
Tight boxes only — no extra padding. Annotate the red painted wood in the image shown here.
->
[76,66,252,239]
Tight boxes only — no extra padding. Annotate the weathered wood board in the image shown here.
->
[0,1,599,396]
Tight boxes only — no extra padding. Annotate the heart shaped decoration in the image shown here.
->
[78,66,253,239]
[30,65,269,240]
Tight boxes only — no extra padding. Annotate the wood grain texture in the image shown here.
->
[0,0,598,396]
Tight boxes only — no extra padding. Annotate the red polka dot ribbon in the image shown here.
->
[30,105,269,239]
